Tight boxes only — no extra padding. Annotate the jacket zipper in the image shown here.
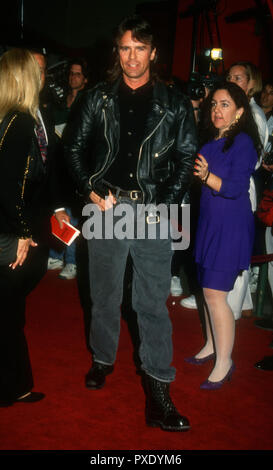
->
[154,138,175,158]
[137,111,167,201]
[89,106,167,201]
[89,108,111,189]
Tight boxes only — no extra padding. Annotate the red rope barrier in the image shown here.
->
[251,254,273,264]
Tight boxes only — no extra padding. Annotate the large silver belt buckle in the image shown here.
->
[130,190,140,200]
[146,213,160,224]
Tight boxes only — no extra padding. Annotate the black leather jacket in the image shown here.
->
[63,78,198,205]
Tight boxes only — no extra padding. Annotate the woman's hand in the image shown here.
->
[10,237,38,269]
[89,190,117,211]
[194,153,209,181]
[194,153,222,192]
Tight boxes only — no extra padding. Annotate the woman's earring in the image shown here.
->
[235,114,241,123]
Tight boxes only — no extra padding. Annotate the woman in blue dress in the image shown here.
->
[188,82,261,389]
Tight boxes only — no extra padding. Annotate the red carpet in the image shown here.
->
[0,269,272,452]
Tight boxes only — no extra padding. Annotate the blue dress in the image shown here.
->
[194,132,258,291]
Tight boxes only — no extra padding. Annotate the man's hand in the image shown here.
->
[89,190,117,211]
[10,238,38,269]
[54,210,70,228]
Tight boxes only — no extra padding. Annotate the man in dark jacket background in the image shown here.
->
[63,15,197,432]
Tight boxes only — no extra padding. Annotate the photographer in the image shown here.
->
[177,72,217,309]
[187,72,216,122]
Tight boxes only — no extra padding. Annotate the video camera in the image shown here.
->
[187,71,219,101]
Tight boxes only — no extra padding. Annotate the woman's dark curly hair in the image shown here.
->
[199,81,262,154]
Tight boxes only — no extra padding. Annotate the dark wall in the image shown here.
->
[1,0,271,87]
[173,0,273,82]
[1,0,168,50]
[0,0,176,84]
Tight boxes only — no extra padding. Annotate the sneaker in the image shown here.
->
[170,276,183,296]
[180,295,197,309]
[47,257,64,270]
[59,263,77,280]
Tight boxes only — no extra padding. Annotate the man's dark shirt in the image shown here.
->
[104,80,153,190]
[265,110,273,121]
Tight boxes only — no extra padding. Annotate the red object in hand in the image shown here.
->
[50,215,80,246]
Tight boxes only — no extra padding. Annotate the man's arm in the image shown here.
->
[63,91,94,199]
[63,90,118,212]
[158,95,198,206]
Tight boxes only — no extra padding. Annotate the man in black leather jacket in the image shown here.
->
[64,15,197,432]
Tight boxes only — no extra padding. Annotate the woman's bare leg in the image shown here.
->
[202,287,235,382]
[194,304,215,359]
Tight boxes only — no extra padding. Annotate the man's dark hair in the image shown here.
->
[260,79,273,117]
[107,14,158,82]
[114,14,156,49]
[199,81,262,154]
[263,78,273,90]
[68,57,89,80]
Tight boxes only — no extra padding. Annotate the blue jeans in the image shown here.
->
[49,208,78,264]
[87,201,175,382]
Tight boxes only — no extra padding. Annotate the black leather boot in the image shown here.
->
[85,362,114,389]
[143,374,190,432]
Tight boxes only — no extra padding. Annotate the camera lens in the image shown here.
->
[188,84,205,100]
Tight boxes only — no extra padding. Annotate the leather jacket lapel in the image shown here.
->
[142,81,168,146]
[100,82,121,157]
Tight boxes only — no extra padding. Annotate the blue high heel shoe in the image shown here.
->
[200,362,235,390]
[184,353,215,365]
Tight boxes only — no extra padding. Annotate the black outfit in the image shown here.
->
[63,77,197,431]
[0,110,57,403]
[104,80,153,190]
[63,77,197,377]
[64,78,197,205]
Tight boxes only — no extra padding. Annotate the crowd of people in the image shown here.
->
[0,14,272,430]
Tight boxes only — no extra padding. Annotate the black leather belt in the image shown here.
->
[104,181,143,202]
[116,189,142,201]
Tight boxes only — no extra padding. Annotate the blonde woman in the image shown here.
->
[227,61,268,159]
[0,49,54,406]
